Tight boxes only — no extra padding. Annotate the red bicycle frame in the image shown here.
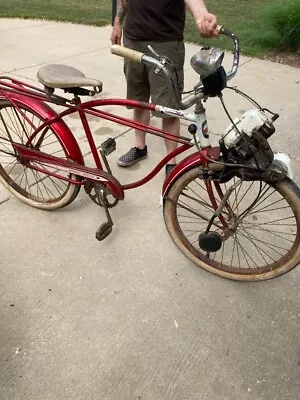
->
[0,76,220,202]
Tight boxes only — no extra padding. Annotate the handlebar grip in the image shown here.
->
[111,45,143,63]
[218,26,235,38]
[215,25,222,35]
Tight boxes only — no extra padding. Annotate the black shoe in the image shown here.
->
[117,146,148,167]
[165,163,176,179]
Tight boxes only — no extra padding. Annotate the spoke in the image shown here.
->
[236,230,266,267]
[191,237,200,246]
[241,227,271,264]
[230,234,237,267]
[234,235,252,269]
[49,177,67,195]
[41,139,63,149]
[177,214,205,220]
[243,227,289,252]
[231,178,243,213]
[8,107,27,141]
[242,221,296,234]
[246,196,288,215]
[234,233,242,269]
[181,191,220,214]
[194,178,208,192]
[23,168,31,196]
[1,159,16,170]
[6,160,19,176]
[17,167,26,189]
[231,181,255,212]
[246,185,276,213]
[247,205,291,215]
[13,166,27,186]
[243,215,296,226]
[37,129,54,146]
[221,239,225,265]
[31,169,47,200]
[177,200,223,230]
[13,107,31,141]
[0,109,21,142]
[239,226,284,260]
[179,220,210,224]
[242,224,296,243]
[34,172,56,199]
[0,139,13,153]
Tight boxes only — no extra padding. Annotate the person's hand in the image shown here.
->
[196,12,218,38]
[111,21,122,45]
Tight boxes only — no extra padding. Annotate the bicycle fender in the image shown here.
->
[2,92,85,165]
[162,147,221,200]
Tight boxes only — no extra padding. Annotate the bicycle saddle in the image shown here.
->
[37,64,103,91]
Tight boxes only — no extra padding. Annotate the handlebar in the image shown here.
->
[111,26,240,110]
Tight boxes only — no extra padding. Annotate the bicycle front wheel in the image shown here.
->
[0,99,80,209]
[164,165,300,281]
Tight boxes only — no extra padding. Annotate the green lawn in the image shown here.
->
[0,0,277,57]
[0,0,113,26]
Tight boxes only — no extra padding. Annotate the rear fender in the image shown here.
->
[1,93,125,200]
[1,92,84,165]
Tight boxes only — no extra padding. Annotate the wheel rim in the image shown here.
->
[0,103,74,204]
[169,172,300,275]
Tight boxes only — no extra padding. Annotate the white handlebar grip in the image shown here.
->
[111,45,143,63]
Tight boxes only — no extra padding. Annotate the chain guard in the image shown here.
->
[85,182,119,208]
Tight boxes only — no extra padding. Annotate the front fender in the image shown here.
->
[1,92,85,166]
[162,147,221,199]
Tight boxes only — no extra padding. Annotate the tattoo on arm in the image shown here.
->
[116,0,127,24]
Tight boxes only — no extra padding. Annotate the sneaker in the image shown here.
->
[165,163,176,179]
[117,146,148,167]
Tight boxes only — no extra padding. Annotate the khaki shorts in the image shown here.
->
[123,36,185,116]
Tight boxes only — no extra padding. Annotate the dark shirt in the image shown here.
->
[124,0,186,41]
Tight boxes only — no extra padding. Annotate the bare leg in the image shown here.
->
[162,117,180,164]
[134,108,150,149]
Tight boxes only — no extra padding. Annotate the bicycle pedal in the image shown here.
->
[100,137,116,156]
[95,222,113,241]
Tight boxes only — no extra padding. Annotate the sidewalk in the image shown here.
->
[0,19,299,400]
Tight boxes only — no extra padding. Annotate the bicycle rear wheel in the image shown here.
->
[164,165,300,281]
[0,99,80,209]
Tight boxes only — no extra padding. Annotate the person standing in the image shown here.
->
[111,0,217,176]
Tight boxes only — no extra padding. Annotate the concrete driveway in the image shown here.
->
[0,19,300,400]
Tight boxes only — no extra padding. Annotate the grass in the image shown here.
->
[0,0,113,26]
[186,0,276,56]
[0,0,297,57]
[262,0,300,51]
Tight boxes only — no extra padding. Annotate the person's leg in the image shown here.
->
[117,108,149,166]
[134,107,150,150]
[162,117,180,165]
[118,37,150,167]
[148,40,185,175]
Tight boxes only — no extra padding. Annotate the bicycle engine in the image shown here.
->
[219,109,277,169]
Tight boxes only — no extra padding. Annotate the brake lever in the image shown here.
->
[147,45,176,74]
[147,45,160,59]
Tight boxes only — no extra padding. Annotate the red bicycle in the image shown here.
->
[0,27,299,281]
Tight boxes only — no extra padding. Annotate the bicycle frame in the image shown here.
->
[0,76,221,201]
